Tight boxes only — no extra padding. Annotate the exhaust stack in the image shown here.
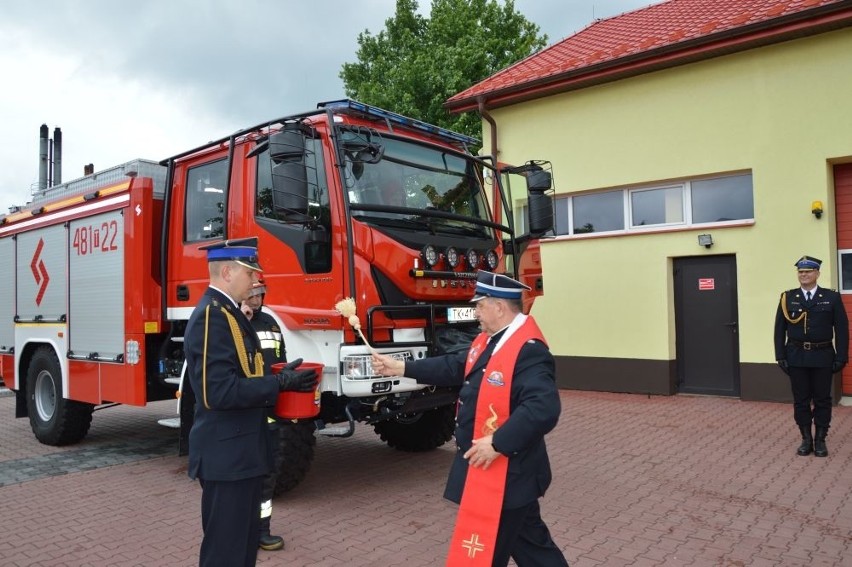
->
[38,124,49,191]
[53,127,62,185]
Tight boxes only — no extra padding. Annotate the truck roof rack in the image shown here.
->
[161,99,480,166]
[27,159,167,207]
[318,99,481,148]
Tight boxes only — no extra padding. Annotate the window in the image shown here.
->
[630,186,683,227]
[185,159,228,242]
[544,172,753,237]
[573,191,624,234]
[691,174,754,223]
[839,251,852,293]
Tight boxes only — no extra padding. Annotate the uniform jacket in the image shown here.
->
[185,287,280,481]
[404,316,561,510]
[774,286,849,368]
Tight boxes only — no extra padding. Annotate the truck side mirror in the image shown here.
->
[527,191,553,236]
[269,128,309,217]
[269,129,305,161]
[526,169,552,192]
[526,169,553,236]
[271,161,309,215]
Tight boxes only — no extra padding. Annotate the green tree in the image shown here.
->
[340,0,547,144]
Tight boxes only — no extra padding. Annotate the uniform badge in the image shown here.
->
[486,371,504,386]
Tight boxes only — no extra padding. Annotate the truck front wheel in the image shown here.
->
[272,421,317,495]
[26,346,94,446]
[373,405,455,452]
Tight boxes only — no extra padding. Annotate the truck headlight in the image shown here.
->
[421,244,439,268]
[343,351,411,379]
[485,249,499,270]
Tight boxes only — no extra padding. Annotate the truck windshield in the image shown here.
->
[343,134,491,236]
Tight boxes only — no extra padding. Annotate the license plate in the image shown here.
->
[447,307,477,323]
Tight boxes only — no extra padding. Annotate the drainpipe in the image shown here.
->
[477,97,502,223]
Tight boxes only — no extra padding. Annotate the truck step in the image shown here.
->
[157,417,181,429]
[164,377,181,385]
[316,425,352,436]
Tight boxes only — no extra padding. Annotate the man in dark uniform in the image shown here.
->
[372,271,569,567]
[185,238,317,566]
[241,278,286,551]
[774,255,848,458]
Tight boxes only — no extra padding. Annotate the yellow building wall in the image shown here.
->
[486,28,852,365]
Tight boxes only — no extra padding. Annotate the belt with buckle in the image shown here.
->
[789,339,833,350]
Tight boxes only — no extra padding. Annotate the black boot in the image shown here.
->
[796,425,813,456]
[814,427,829,458]
[258,516,285,551]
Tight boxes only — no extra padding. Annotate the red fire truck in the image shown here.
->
[0,100,553,492]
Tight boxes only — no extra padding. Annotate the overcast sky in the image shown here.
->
[0,0,653,212]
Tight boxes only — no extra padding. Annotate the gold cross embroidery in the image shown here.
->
[462,533,485,558]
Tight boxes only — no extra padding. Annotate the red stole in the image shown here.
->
[446,316,546,566]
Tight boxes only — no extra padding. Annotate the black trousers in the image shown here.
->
[788,366,833,428]
[491,500,569,567]
[199,476,263,567]
[261,425,281,504]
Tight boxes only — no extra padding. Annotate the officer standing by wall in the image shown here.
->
[185,238,317,566]
[241,278,287,551]
[371,271,569,567]
[774,255,849,458]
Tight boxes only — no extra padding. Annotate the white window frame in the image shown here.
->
[838,249,852,294]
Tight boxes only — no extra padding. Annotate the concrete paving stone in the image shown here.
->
[3,391,852,565]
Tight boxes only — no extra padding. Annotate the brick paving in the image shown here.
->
[1,390,850,566]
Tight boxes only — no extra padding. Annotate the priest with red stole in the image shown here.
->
[372,270,569,567]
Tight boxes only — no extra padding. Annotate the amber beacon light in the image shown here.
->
[811,200,823,219]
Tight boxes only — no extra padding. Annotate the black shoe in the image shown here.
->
[814,427,829,458]
[796,425,813,456]
[259,533,285,551]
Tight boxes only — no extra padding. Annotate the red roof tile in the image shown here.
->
[447,0,850,110]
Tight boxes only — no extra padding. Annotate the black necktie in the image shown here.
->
[806,291,812,302]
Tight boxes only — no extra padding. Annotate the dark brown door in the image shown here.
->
[674,255,740,396]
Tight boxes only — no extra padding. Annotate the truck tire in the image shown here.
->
[26,346,94,446]
[373,405,455,452]
[272,421,316,495]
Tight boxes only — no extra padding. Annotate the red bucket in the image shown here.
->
[272,362,322,419]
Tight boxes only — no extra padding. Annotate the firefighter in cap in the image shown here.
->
[241,278,287,551]
[185,238,317,566]
[371,270,568,566]
[774,255,848,458]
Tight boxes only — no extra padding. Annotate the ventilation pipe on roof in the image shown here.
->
[477,97,502,222]
[38,124,49,191]
[53,127,62,186]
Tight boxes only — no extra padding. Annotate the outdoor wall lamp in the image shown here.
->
[812,200,823,219]
[698,234,713,248]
